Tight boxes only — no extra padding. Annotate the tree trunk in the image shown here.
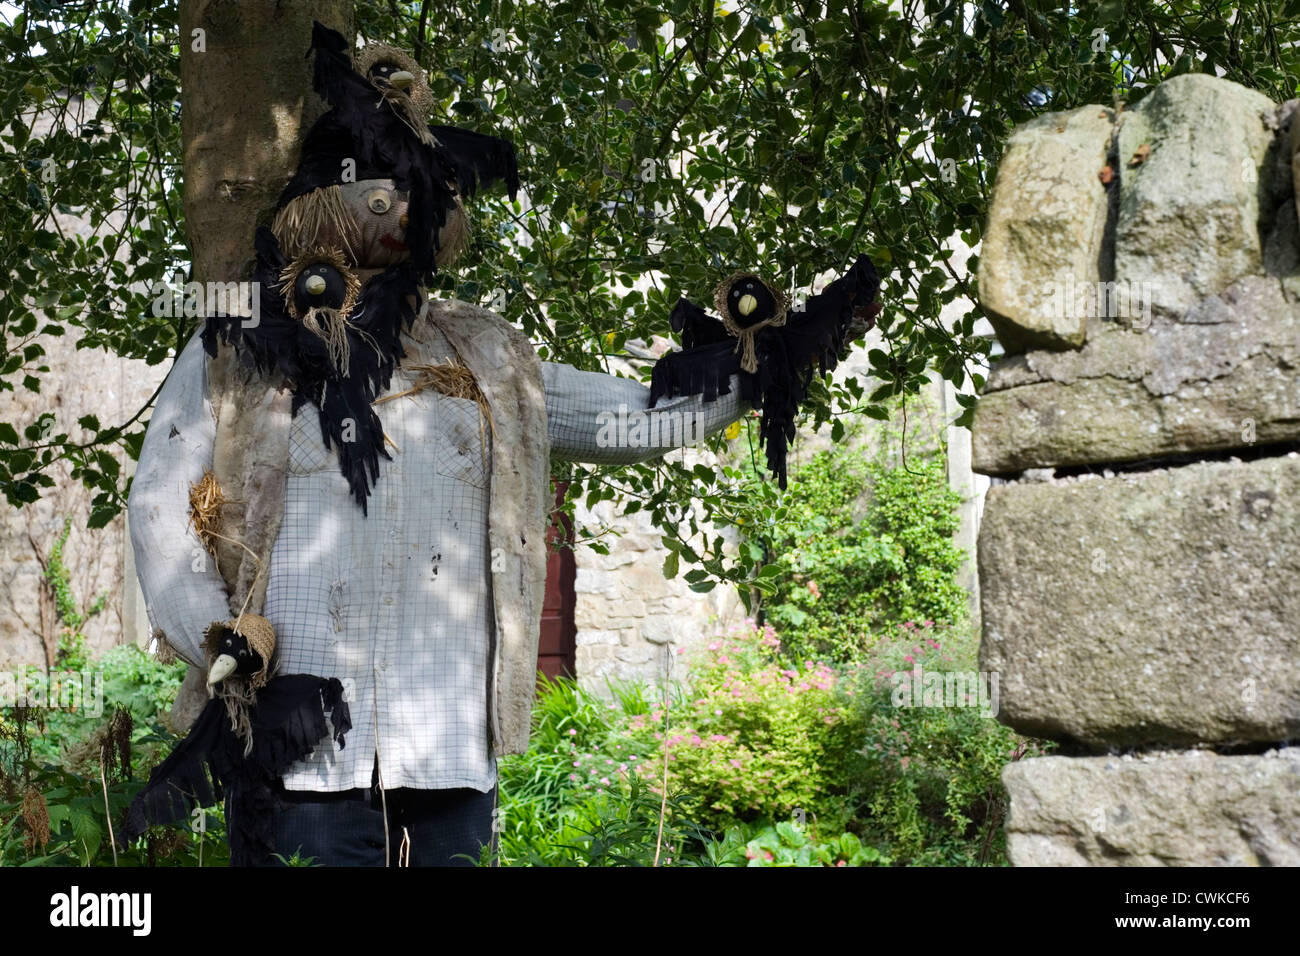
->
[168,0,353,731]
[179,0,354,283]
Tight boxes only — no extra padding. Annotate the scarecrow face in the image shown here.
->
[338,178,411,267]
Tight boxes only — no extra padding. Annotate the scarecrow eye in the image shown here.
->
[367,189,392,214]
[731,289,740,298]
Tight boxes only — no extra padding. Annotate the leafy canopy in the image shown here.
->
[2,0,1298,593]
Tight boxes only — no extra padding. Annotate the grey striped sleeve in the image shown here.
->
[126,329,231,667]
[541,361,747,465]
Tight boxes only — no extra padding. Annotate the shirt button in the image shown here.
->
[383,595,394,605]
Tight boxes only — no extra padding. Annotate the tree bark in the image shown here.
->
[179,0,354,283]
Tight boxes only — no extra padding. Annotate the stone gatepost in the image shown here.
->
[974,73,1300,865]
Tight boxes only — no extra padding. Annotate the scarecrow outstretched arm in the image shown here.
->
[542,361,747,465]
[126,330,232,668]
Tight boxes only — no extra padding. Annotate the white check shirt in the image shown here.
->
[128,319,744,793]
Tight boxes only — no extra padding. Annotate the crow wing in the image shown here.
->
[428,124,521,201]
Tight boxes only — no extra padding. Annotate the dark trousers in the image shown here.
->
[229,782,498,867]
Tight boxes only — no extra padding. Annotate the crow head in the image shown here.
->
[207,627,266,688]
[723,274,780,329]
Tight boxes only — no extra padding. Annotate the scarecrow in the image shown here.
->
[126,23,880,866]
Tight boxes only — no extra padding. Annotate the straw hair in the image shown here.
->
[374,356,495,467]
[272,185,362,263]
[435,194,470,267]
[188,468,227,556]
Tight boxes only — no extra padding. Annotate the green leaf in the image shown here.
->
[68,807,101,861]
[87,506,118,529]
[662,551,679,580]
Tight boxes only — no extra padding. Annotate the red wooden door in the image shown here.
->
[537,480,576,681]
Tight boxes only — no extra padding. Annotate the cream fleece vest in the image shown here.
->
[172,298,550,758]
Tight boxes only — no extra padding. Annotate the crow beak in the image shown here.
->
[305,275,327,295]
[388,70,414,90]
[738,294,757,316]
[207,654,237,687]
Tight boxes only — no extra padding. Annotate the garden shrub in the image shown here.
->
[762,444,967,664]
[0,644,226,867]
[644,620,865,832]
[850,621,1054,865]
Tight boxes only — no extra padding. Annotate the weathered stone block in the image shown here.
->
[972,275,1300,474]
[1004,749,1300,866]
[979,454,1300,749]
[978,106,1115,353]
[1115,74,1276,320]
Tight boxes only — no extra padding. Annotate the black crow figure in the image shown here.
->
[124,616,351,866]
[203,227,419,515]
[650,254,883,488]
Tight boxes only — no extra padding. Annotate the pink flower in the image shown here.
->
[600,777,610,785]
[836,860,847,867]
[807,580,821,599]
[567,728,577,735]
[569,774,578,782]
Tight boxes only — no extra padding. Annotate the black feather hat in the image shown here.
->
[275,22,520,278]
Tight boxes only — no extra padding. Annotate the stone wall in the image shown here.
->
[0,101,159,673]
[0,296,161,673]
[974,73,1300,865]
